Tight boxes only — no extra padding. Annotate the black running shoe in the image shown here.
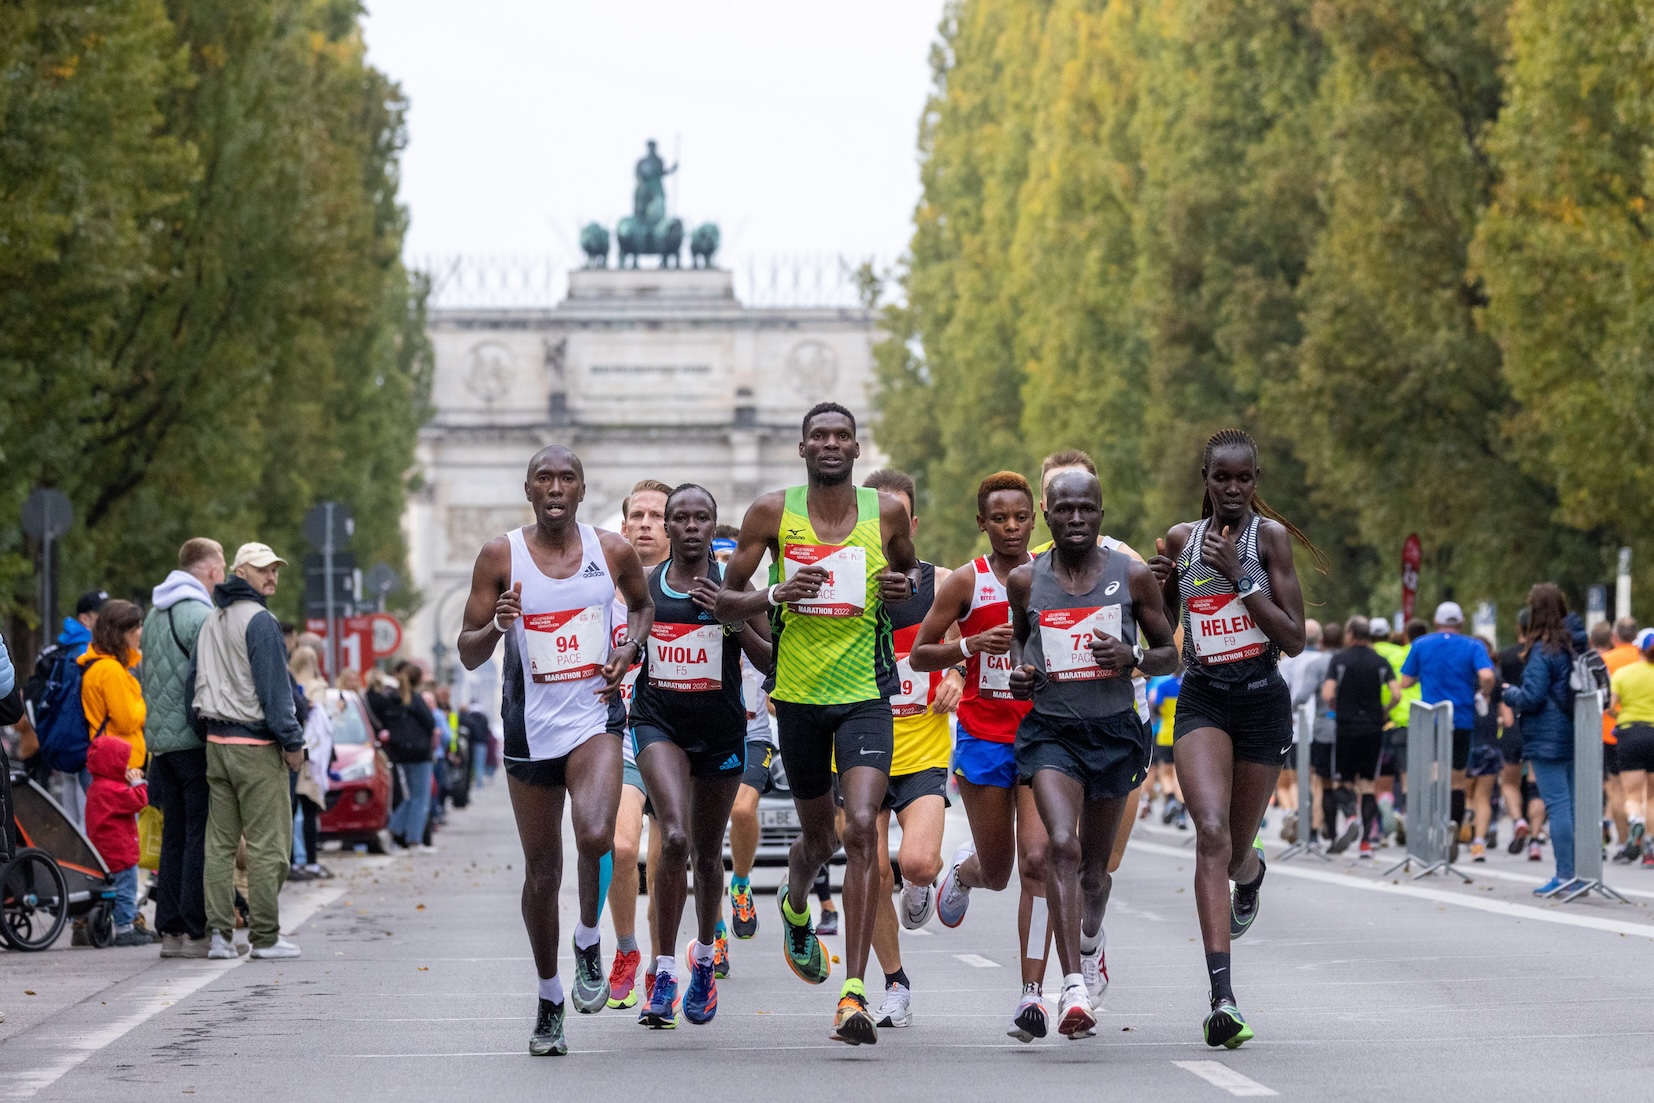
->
[1204,995,1254,1049]
[1230,843,1264,941]
[571,937,610,1013]
[529,998,568,1056]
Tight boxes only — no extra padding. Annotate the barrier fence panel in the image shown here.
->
[1279,701,1330,862]
[1559,688,1627,904]
[1383,700,1467,880]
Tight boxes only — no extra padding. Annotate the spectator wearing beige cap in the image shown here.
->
[190,541,305,960]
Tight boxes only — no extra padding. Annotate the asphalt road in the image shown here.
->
[6,781,1654,1102]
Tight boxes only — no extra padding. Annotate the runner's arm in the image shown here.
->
[1152,524,1193,627]
[457,537,513,671]
[909,564,973,672]
[1251,520,1307,657]
[1005,564,1037,698]
[878,491,919,577]
[712,493,825,622]
[1126,558,1178,676]
[734,581,774,672]
[601,531,654,686]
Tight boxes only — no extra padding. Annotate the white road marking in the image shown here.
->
[953,953,1001,968]
[1132,839,1654,940]
[1173,1060,1278,1097]
[1,886,343,1099]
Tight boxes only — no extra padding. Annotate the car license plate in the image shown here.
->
[759,807,798,829]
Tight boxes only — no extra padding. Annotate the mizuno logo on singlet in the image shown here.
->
[785,527,805,539]
[581,562,604,578]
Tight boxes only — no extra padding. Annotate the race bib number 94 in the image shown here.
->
[522,606,607,683]
[783,543,867,617]
[1039,605,1123,682]
[647,622,724,692]
[1187,593,1268,664]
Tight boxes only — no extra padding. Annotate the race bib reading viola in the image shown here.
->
[978,651,1016,699]
[1187,593,1268,665]
[1039,605,1123,682]
[647,622,724,692]
[891,624,930,718]
[783,543,867,617]
[522,606,607,683]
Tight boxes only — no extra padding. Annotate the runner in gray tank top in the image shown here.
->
[1006,469,1178,1043]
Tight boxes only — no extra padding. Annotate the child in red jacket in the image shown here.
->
[85,735,151,947]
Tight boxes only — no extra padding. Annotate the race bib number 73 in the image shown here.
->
[1039,606,1123,682]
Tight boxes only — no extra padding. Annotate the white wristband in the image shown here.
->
[767,584,782,607]
[493,613,511,634]
[959,636,972,659]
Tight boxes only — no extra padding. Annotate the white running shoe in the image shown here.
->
[250,937,302,960]
[1080,927,1109,1008]
[1006,983,1048,1043]
[1057,983,1097,1039]
[900,880,936,930]
[875,982,913,1027]
[936,842,975,928]
[208,931,247,960]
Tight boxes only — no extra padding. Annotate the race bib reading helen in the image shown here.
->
[1039,605,1123,682]
[783,543,867,617]
[522,606,607,683]
[647,622,724,692]
[1187,593,1268,665]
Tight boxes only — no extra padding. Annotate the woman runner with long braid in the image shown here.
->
[1147,429,1320,1049]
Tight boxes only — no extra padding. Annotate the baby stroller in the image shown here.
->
[2,756,119,951]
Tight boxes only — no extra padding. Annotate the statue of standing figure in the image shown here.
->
[633,140,676,226]
[582,140,720,270]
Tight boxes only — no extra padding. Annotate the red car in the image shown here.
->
[318,689,393,854]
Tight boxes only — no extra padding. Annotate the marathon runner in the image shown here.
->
[713,402,918,1045]
[1006,469,1178,1038]
[861,469,962,1029]
[910,471,1049,1040]
[631,485,772,1027]
[607,478,671,1011]
[1147,428,1316,1050]
[457,445,653,1057]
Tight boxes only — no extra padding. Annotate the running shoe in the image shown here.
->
[830,989,878,1045]
[730,881,759,939]
[1328,819,1360,855]
[1007,983,1048,1043]
[1176,805,1190,830]
[875,982,912,1028]
[1486,824,1499,850]
[900,880,936,930]
[1533,876,1570,896]
[1057,983,1096,1039]
[637,972,657,1023]
[1230,843,1265,941]
[1470,842,1487,863]
[1358,840,1373,859]
[712,924,731,979]
[1080,929,1108,1009]
[1279,812,1298,845]
[639,970,680,1029]
[1528,840,1543,862]
[570,936,610,1013]
[1508,818,1530,855]
[1642,846,1654,868]
[937,841,976,928]
[1204,996,1254,1049]
[816,905,839,937]
[606,948,642,1009]
[529,998,568,1056]
[683,943,718,1025]
[777,887,829,985]
[1162,797,1181,825]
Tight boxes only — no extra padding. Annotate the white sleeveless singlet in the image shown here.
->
[508,524,615,760]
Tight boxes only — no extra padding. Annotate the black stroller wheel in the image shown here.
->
[0,848,70,952]
[87,901,115,948]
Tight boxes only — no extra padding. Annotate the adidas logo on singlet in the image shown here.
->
[581,561,604,578]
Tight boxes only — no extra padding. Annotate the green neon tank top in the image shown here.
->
[770,485,896,704]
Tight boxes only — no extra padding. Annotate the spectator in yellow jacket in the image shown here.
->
[80,599,148,769]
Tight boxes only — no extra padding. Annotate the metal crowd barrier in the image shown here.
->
[1551,687,1628,904]
[1382,700,1470,881]
[1279,701,1330,862]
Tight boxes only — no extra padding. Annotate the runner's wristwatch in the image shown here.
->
[1235,576,1258,599]
[1130,642,1145,666]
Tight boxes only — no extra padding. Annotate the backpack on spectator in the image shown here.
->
[34,652,109,774]
[1569,647,1611,709]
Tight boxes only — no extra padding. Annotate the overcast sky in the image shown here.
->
[362,1,945,272]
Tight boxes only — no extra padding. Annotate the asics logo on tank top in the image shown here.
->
[581,561,604,578]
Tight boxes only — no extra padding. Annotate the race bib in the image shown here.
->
[1039,605,1123,682]
[647,622,724,692]
[891,624,930,718]
[522,606,607,683]
[978,651,1016,700]
[1187,593,1269,665]
[783,543,867,617]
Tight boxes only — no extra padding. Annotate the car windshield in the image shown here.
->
[329,692,371,745]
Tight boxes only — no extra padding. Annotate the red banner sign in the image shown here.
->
[1400,534,1422,621]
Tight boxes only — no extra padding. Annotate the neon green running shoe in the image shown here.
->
[778,886,829,985]
[1204,997,1254,1049]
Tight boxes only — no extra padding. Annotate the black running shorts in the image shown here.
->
[505,755,568,788]
[1016,709,1150,802]
[1451,725,1471,772]
[1333,727,1384,782]
[741,739,776,793]
[774,698,893,800]
[633,719,746,780]
[1615,723,1654,773]
[1311,742,1334,780]
[1172,671,1294,767]
[1377,727,1407,777]
[883,767,949,814]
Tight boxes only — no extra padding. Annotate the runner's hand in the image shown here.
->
[876,570,911,604]
[495,581,523,630]
[932,670,964,715]
[773,564,829,604]
[972,623,1014,656]
[595,642,640,700]
[1148,538,1174,586]
[688,576,722,614]
[1090,633,1134,674]
[1199,525,1242,587]
[1008,663,1038,700]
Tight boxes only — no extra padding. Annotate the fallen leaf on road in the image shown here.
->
[418,966,429,971]
[416,904,426,910]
